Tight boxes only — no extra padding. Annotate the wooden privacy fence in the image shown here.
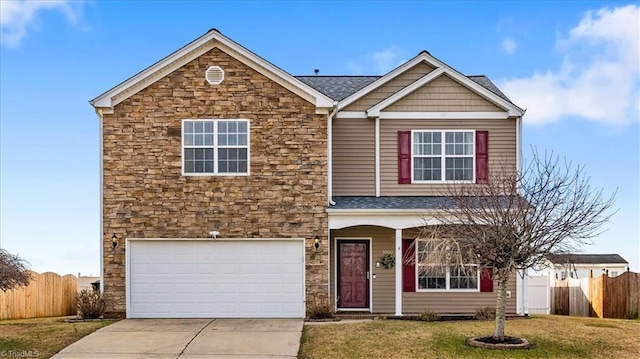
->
[0,272,78,320]
[551,271,640,319]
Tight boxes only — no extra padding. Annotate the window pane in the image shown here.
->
[204,121,214,133]
[194,134,203,146]
[184,161,194,173]
[194,161,204,173]
[229,121,237,133]
[195,121,204,133]
[184,121,194,133]
[228,134,237,146]
[218,134,227,146]
[218,121,227,133]
[184,134,193,146]
[229,161,238,173]
[218,161,228,173]
[239,161,247,173]
[204,161,213,173]
[445,132,453,143]
[204,149,214,160]
[219,149,228,160]
[204,134,214,146]
[465,132,473,143]
[238,134,247,146]
[184,148,194,160]
[238,121,247,133]
[433,132,441,143]
[238,148,247,160]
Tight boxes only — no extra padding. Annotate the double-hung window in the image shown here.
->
[416,240,479,291]
[182,119,249,175]
[413,130,474,182]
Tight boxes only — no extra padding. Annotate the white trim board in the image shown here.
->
[90,29,333,110]
[335,111,510,120]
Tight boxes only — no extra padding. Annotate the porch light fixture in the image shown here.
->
[111,234,118,249]
[314,235,320,251]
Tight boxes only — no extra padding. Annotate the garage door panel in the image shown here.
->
[128,240,304,318]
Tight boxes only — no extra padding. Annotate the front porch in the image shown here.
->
[327,200,519,315]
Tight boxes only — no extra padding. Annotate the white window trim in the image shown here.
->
[410,129,476,184]
[414,239,480,293]
[181,119,250,176]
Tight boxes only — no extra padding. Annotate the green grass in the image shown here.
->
[299,315,640,358]
[0,316,116,358]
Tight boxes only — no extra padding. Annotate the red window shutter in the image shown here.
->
[402,239,416,292]
[476,131,489,183]
[398,131,411,184]
[480,268,493,292]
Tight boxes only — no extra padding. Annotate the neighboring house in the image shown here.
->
[77,273,100,292]
[540,254,629,280]
[90,29,525,319]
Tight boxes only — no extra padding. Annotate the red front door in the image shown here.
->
[337,241,369,308]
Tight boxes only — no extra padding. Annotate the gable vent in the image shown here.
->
[205,66,224,85]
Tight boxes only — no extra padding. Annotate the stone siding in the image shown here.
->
[102,47,328,318]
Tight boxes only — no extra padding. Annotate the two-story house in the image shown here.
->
[90,29,525,319]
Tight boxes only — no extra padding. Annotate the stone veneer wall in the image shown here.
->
[101,46,328,318]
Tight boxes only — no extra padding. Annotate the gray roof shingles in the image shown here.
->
[330,196,457,210]
[295,74,511,102]
[547,254,628,265]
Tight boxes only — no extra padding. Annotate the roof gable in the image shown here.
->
[368,68,522,117]
[338,51,523,117]
[90,29,334,111]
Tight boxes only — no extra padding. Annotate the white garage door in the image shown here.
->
[127,239,304,318]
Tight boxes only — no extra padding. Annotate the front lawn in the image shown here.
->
[299,315,640,358]
[0,316,116,358]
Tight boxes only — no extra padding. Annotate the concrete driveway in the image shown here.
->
[52,318,303,358]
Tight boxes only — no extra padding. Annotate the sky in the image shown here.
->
[1,1,638,276]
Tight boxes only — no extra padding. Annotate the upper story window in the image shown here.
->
[412,130,474,182]
[182,119,249,176]
[416,240,479,291]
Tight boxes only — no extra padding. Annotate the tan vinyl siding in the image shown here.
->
[331,226,396,313]
[380,119,516,196]
[402,274,517,313]
[343,61,436,111]
[386,74,503,112]
[332,118,375,195]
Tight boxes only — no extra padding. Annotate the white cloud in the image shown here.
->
[0,0,81,47]
[348,46,408,75]
[501,38,517,55]
[499,5,640,126]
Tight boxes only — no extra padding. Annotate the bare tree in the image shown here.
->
[0,248,31,291]
[407,150,615,342]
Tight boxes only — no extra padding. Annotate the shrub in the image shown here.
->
[307,299,335,319]
[76,288,105,319]
[474,306,496,320]
[418,309,440,322]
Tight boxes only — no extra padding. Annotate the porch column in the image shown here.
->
[395,228,403,316]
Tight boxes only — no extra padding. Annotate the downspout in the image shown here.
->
[94,107,105,293]
[375,116,380,197]
[327,102,338,206]
[326,102,338,306]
